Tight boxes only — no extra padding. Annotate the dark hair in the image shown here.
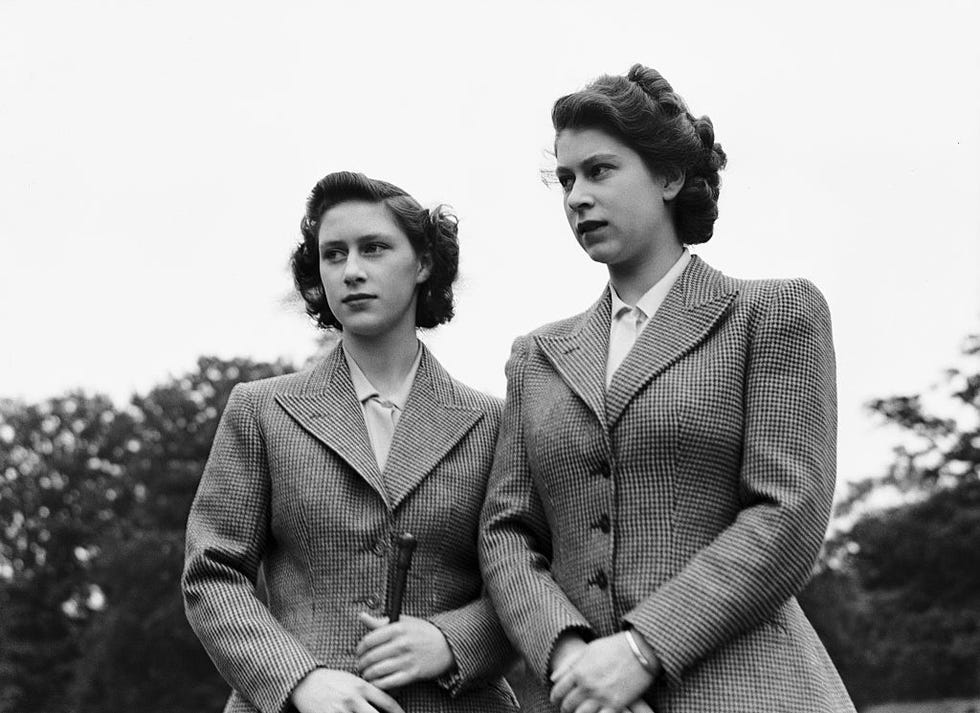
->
[552,64,727,245]
[291,171,459,330]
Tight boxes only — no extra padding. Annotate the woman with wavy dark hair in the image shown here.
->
[480,66,856,712]
[184,171,517,713]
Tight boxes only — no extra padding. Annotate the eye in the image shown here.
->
[556,172,574,193]
[321,247,346,263]
[588,163,613,179]
[362,242,389,256]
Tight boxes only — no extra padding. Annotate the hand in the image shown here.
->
[355,613,455,689]
[549,631,589,677]
[550,632,660,713]
[290,668,405,713]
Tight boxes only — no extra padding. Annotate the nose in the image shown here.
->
[565,180,593,214]
[343,253,366,285]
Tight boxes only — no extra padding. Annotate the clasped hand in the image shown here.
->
[355,612,454,689]
[290,614,453,713]
[550,633,659,713]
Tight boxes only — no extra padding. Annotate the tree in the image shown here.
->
[801,330,980,706]
[0,392,139,713]
[0,356,294,713]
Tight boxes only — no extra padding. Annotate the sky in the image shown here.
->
[2,0,979,495]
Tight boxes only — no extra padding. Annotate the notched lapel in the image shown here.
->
[383,350,483,511]
[535,291,611,427]
[606,257,738,427]
[274,348,390,507]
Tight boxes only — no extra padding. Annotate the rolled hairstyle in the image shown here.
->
[552,64,727,245]
[291,171,459,330]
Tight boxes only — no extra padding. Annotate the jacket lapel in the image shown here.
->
[274,345,390,507]
[606,256,738,427]
[534,290,611,428]
[383,347,484,510]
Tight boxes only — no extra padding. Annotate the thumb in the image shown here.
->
[358,611,390,630]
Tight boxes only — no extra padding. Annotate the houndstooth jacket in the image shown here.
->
[479,256,856,712]
[183,344,518,713]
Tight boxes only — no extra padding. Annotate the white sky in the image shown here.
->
[2,0,978,493]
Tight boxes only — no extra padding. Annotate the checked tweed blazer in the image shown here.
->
[480,256,856,712]
[183,344,518,713]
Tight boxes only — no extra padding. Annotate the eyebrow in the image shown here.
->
[318,232,394,246]
[555,152,620,172]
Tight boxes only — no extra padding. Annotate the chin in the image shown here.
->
[582,245,617,265]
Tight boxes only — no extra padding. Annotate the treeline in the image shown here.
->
[1,334,978,711]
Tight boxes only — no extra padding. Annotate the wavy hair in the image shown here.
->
[552,64,727,245]
[291,171,459,330]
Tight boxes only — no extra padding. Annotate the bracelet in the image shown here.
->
[624,629,657,674]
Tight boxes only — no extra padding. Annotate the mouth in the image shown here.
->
[342,293,376,304]
[576,220,607,237]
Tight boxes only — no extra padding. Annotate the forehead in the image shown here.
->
[555,127,636,167]
[317,200,405,243]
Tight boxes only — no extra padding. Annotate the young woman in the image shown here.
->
[479,65,856,713]
[183,171,517,713]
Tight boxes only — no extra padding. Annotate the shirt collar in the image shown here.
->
[610,248,691,320]
[342,342,423,410]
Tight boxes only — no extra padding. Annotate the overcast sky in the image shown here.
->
[2,0,978,493]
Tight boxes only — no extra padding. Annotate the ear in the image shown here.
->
[416,252,433,284]
[662,171,685,201]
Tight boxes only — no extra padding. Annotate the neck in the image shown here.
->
[342,323,420,396]
[608,240,684,305]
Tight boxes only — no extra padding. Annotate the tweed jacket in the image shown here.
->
[479,256,855,712]
[183,344,518,713]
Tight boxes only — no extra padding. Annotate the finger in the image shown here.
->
[358,612,390,629]
[362,681,406,713]
[573,699,602,713]
[352,699,382,713]
[357,641,405,672]
[550,671,577,702]
[360,655,404,683]
[556,686,586,713]
[356,625,399,657]
[551,646,587,682]
[370,669,414,690]
[630,700,656,713]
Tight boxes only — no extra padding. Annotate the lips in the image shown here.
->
[577,220,607,236]
[342,293,376,304]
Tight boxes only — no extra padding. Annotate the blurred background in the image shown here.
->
[2,1,978,711]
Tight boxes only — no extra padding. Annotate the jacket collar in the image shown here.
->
[535,255,738,428]
[274,342,483,510]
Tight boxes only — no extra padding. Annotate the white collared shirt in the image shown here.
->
[343,343,422,471]
[606,249,691,387]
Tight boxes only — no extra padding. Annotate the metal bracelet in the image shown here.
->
[624,629,657,674]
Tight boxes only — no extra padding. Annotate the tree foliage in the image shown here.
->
[0,356,293,713]
[801,330,980,706]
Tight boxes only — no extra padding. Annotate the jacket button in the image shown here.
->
[589,570,609,590]
[594,514,611,533]
[365,594,381,609]
[372,540,387,556]
[595,463,611,479]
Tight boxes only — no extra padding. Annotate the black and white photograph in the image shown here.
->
[1,2,978,712]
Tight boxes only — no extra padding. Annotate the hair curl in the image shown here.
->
[552,64,727,245]
[291,171,459,330]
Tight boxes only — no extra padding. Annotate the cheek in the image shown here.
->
[319,266,342,302]
[563,200,575,224]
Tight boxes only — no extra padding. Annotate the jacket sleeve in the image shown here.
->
[479,336,596,682]
[622,279,838,687]
[182,383,320,713]
[427,591,516,694]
